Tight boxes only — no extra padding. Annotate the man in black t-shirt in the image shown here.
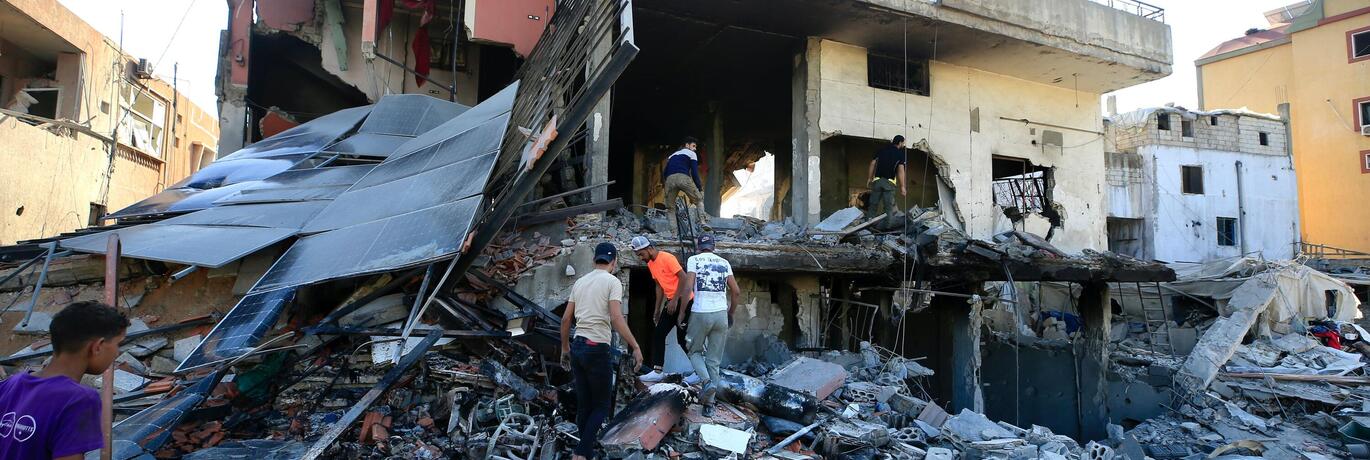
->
[866,135,907,219]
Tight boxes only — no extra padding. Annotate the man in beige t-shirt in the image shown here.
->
[560,242,642,460]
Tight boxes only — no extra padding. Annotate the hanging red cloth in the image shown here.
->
[375,0,436,86]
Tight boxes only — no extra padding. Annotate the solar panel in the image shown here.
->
[322,133,412,157]
[175,288,297,372]
[107,104,372,219]
[111,370,223,460]
[249,196,482,293]
[158,201,327,229]
[212,184,353,205]
[356,94,469,137]
[301,151,497,233]
[211,165,376,205]
[60,224,297,268]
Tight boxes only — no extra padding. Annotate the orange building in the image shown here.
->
[1196,0,1370,253]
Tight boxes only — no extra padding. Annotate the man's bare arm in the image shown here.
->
[608,300,643,367]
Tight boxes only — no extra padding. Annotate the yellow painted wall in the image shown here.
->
[1198,7,1370,252]
[816,39,1107,252]
[1287,12,1370,251]
[1199,44,1292,114]
[0,0,218,245]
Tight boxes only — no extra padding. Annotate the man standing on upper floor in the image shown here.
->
[679,234,740,416]
[867,135,908,220]
[663,136,709,233]
[630,236,692,383]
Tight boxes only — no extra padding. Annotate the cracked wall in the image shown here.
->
[813,39,1108,252]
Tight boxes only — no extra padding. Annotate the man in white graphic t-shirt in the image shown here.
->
[679,233,740,415]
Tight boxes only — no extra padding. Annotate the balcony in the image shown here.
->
[1089,0,1165,23]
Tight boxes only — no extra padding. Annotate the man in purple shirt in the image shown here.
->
[0,301,129,460]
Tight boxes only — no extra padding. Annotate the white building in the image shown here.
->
[1106,107,1298,262]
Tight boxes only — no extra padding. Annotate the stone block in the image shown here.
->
[769,357,848,400]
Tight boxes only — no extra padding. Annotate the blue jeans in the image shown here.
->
[570,336,615,458]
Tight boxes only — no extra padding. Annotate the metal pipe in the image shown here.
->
[100,234,120,460]
[0,252,49,292]
[373,51,457,97]
[1235,160,1248,255]
[170,265,198,281]
[19,242,59,327]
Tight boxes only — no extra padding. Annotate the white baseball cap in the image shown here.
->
[630,236,652,251]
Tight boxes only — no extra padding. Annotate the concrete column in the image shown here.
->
[705,103,723,215]
[218,100,249,155]
[1075,281,1111,441]
[585,22,614,204]
[950,294,984,413]
[791,38,822,226]
[789,275,822,348]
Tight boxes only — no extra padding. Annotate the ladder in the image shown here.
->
[675,197,698,258]
[1136,281,1173,356]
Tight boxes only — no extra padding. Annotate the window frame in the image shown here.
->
[1349,25,1370,63]
[1181,119,1194,138]
[1361,150,1370,174]
[1181,165,1204,195]
[1216,217,1238,247]
[1258,131,1269,146]
[1355,96,1370,133]
[1156,113,1170,131]
[117,83,167,157]
[866,52,930,96]
[1210,115,1218,126]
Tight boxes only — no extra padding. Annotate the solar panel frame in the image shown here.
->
[174,288,297,372]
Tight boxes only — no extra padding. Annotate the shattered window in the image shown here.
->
[991,157,1049,213]
[1216,217,1238,246]
[867,53,929,96]
[1258,131,1269,146]
[1181,119,1193,138]
[1156,113,1170,131]
[1181,165,1203,194]
[118,83,167,157]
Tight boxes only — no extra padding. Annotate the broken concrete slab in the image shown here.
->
[128,336,169,358]
[769,357,848,400]
[12,311,52,334]
[813,207,863,232]
[942,409,1016,443]
[174,334,203,363]
[1176,273,1279,392]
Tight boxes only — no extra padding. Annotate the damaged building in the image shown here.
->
[43,0,1370,459]
[1105,105,1299,262]
[0,0,219,246]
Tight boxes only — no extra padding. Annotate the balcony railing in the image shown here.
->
[1090,0,1165,22]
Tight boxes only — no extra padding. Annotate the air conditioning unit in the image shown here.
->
[1361,125,1370,136]
[135,58,152,79]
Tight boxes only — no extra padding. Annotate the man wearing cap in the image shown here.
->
[663,136,710,233]
[680,234,739,414]
[560,242,643,460]
[866,135,907,219]
[631,236,691,383]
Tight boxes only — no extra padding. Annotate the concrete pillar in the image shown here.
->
[705,103,723,215]
[218,100,249,155]
[1075,281,1111,441]
[791,38,822,226]
[585,22,614,204]
[950,294,984,413]
[789,275,822,348]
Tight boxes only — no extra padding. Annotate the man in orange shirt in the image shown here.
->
[631,236,691,383]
